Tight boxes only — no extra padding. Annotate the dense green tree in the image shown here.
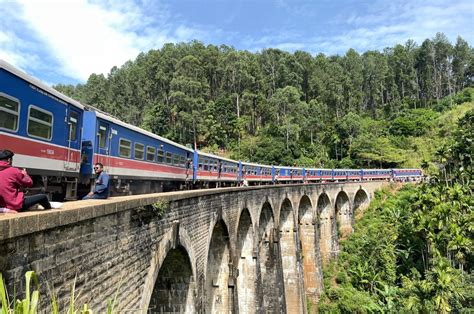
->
[388,43,418,107]
[452,36,472,92]
[341,49,364,113]
[415,39,437,107]
[362,51,388,118]
[389,109,439,136]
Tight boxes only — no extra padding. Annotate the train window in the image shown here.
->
[119,138,131,158]
[68,112,78,141]
[180,156,186,167]
[157,149,164,163]
[134,143,144,160]
[165,152,172,164]
[146,146,155,162]
[172,154,180,165]
[98,125,107,149]
[27,106,53,140]
[0,94,20,132]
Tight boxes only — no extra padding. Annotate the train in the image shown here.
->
[0,59,423,200]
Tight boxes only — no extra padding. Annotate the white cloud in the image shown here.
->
[1,0,207,82]
[245,0,473,56]
[321,0,474,54]
[15,0,143,80]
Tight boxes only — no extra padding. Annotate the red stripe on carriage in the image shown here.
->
[196,170,238,179]
[94,155,187,175]
[0,133,80,162]
[245,175,272,180]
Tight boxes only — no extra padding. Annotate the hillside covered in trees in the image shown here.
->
[55,33,473,171]
[319,109,473,313]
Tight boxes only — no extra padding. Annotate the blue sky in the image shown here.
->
[1,0,473,85]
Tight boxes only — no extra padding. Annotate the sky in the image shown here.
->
[0,0,473,85]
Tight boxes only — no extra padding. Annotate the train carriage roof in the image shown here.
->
[274,165,307,170]
[0,59,84,110]
[241,160,273,168]
[93,110,193,153]
[197,151,239,164]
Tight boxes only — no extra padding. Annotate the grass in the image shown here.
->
[0,271,39,314]
[1,272,121,314]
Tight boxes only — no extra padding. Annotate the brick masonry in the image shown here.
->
[0,181,384,313]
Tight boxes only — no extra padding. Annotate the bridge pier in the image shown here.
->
[298,195,321,307]
[317,192,332,264]
[235,209,257,313]
[257,201,285,313]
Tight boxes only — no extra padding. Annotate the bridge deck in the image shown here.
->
[0,181,386,241]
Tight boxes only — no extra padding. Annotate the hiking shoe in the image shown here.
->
[50,202,63,209]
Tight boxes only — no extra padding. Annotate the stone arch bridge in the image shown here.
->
[0,181,387,313]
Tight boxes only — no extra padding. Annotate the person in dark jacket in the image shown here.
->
[0,150,53,213]
[82,162,109,199]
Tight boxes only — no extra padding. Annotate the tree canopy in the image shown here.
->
[55,33,473,170]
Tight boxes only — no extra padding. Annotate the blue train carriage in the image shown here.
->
[194,151,239,187]
[318,169,334,182]
[274,166,304,183]
[289,166,304,182]
[332,169,363,182]
[0,60,84,200]
[303,168,328,182]
[361,168,392,181]
[240,161,273,185]
[392,168,423,181]
[80,110,193,195]
[304,168,320,182]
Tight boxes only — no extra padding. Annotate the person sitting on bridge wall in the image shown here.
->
[82,162,109,200]
[0,150,61,213]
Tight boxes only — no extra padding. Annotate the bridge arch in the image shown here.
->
[141,225,198,312]
[258,201,283,312]
[335,191,352,242]
[279,198,303,313]
[205,220,232,313]
[236,208,257,312]
[298,195,320,304]
[317,192,332,264]
[148,245,196,312]
[353,188,370,219]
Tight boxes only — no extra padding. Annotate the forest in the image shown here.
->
[54,32,473,171]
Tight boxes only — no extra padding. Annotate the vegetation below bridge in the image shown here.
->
[319,110,473,313]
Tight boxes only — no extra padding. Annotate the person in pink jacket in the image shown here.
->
[0,150,52,213]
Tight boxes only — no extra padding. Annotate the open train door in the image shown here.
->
[96,121,112,169]
[63,106,82,200]
[65,107,82,171]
